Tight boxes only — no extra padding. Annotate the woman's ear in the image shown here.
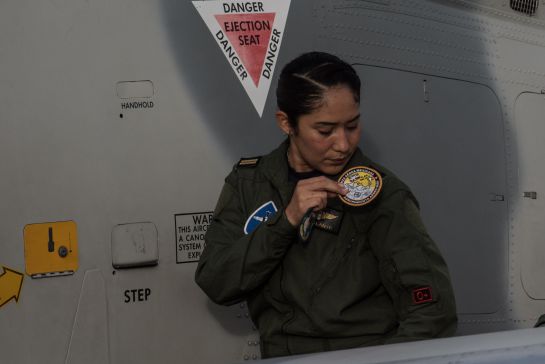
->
[276,111,292,135]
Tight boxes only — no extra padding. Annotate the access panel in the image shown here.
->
[357,66,507,315]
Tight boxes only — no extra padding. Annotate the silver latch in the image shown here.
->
[489,193,505,202]
[423,79,429,103]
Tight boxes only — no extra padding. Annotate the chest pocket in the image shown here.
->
[346,233,381,291]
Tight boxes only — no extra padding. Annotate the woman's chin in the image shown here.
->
[318,163,347,176]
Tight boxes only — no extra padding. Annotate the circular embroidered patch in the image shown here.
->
[338,166,383,206]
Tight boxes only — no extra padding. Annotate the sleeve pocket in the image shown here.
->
[391,247,438,307]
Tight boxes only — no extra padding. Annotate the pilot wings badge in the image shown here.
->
[315,208,343,234]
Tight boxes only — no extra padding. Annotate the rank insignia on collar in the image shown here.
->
[237,157,261,168]
[338,166,382,207]
[315,208,343,234]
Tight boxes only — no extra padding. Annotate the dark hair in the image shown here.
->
[276,52,361,128]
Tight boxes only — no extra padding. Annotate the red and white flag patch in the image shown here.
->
[412,286,433,305]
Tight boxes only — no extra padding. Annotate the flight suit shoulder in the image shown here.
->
[225,155,268,185]
[369,162,419,209]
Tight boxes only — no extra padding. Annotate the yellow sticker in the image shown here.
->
[0,266,24,308]
[338,166,382,206]
[24,221,78,278]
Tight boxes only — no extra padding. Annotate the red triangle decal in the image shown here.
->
[215,13,276,87]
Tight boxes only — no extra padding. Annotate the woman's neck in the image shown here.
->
[286,144,313,173]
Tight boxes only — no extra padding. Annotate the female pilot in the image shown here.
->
[195,51,457,358]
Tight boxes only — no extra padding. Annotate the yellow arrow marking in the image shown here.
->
[0,266,24,308]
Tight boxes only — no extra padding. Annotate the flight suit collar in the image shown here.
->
[259,139,294,207]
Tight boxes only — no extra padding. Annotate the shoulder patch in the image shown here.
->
[244,201,278,234]
[338,166,382,207]
[237,157,261,168]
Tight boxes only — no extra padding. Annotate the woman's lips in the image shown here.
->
[329,157,348,165]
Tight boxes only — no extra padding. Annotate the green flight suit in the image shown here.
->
[195,141,457,358]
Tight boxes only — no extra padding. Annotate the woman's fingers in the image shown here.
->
[285,176,347,226]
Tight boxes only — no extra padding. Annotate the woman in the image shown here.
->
[195,52,457,358]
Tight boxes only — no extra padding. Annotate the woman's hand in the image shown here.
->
[285,176,348,226]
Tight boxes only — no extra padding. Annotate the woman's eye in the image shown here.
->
[318,130,332,136]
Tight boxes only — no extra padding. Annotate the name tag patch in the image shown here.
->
[314,208,343,234]
[298,208,344,243]
[244,201,278,234]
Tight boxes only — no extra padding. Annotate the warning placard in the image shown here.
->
[175,212,213,263]
[193,0,291,117]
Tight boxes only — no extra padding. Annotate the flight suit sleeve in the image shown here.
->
[194,170,296,306]
[368,190,457,343]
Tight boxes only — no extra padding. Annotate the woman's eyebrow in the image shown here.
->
[315,114,360,126]
[346,114,361,123]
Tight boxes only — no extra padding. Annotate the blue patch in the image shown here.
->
[244,201,278,235]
